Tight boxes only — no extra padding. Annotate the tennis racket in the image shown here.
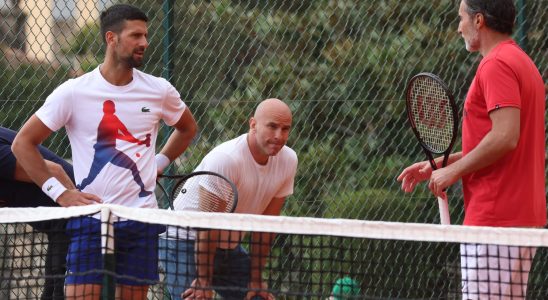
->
[156,171,238,213]
[405,72,459,225]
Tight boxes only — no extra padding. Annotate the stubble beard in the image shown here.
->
[464,30,480,52]
[124,55,143,68]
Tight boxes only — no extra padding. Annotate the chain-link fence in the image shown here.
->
[1,1,547,299]
[1,0,547,223]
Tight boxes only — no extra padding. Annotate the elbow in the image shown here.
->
[182,121,198,143]
[189,122,198,140]
[11,135,24,159]
[507,137,519,151]
[506,129,520,151]
[499,133,519,153]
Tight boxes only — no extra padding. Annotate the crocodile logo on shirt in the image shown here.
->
[141,107,150,112]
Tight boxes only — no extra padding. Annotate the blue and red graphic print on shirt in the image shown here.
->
[77,100,152,197]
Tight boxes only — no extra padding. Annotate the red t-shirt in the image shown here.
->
[461,40,546,227]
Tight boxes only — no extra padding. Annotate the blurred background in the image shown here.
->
[0,0,546,223]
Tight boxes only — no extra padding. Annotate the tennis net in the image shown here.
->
[1,204,548,299]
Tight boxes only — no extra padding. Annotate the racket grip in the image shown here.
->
[437,195,450,225]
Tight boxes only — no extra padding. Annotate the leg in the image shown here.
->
[461,243,536,300]
[488,245,535,299]
[65,217,103,300]
[78,151,109,190]
[65,284,101,300]
[159,238,197,300]
[114,221,163,296]
[117,284,149,300]
[110,151,151,197]
[212,245,251,299]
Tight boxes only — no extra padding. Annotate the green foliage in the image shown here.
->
[62,23,102,56]
[0,0,547,297]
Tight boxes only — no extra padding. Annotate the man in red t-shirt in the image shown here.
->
[397,0,545,298]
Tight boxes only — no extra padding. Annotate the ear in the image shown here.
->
[249,117,256,132]
[105,31,116,46]
[475,13,484,28]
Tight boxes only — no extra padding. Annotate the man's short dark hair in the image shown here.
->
[464,0,515,34]
[100,4,148,43]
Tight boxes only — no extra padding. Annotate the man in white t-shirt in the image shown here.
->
[160,98,298,300]
[12,4,197,300]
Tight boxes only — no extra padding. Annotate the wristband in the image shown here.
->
[41,177,67,202]
[155,153,171,173]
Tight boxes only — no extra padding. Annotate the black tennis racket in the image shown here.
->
[156,171,238,213]
[405,72,459,225]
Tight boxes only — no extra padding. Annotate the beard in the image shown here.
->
[464,30,480,52]
[123,54,144,68]
[118,48,145,68]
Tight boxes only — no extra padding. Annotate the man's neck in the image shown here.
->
[99,58,133,86]
[246,133,269,165]
[479,30,512,57]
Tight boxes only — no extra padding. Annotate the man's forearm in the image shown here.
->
[12,141,54,187]
[195,230,219,283]
[11,115,56,187]
[159,128,195,161]
[45,161,75,189]
[435,152,462,167]
[447,107,520,178]
[250,232,276,283]
[160,109,198,161]
[448,132,515,179]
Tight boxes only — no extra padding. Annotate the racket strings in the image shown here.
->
[410,77,454,153]
[173,175,236,213]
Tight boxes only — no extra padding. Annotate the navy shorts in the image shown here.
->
[65,216,165,285]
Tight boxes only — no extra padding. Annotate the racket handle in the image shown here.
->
[437,195,450,225]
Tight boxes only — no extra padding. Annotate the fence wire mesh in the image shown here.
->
[0,0,547,223]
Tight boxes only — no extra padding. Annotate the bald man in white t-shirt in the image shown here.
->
[160,98,298,300]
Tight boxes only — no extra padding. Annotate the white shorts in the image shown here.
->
[460,243,536,300]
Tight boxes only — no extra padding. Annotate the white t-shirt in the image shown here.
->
[36,66,186,208]
[168,133,298,243]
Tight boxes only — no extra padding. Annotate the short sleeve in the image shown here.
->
[199,151,239,184]
[479,59,521,112]
[275,149,298,198]
[35,81,73,131]
[161,81,186,126]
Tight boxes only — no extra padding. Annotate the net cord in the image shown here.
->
[0,204,547,247]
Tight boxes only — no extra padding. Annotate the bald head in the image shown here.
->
[253,98,292,121]
[248,98,292,163]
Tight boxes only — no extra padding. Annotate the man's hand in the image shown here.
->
[246,281,274,300]
[428,165,460,198]
[182,278,213,300]
[396,161,432,193]
[56,189,102,207]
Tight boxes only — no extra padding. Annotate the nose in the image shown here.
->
[274,128,288,141]
[140,36,149,49]
[270,129,278,140]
